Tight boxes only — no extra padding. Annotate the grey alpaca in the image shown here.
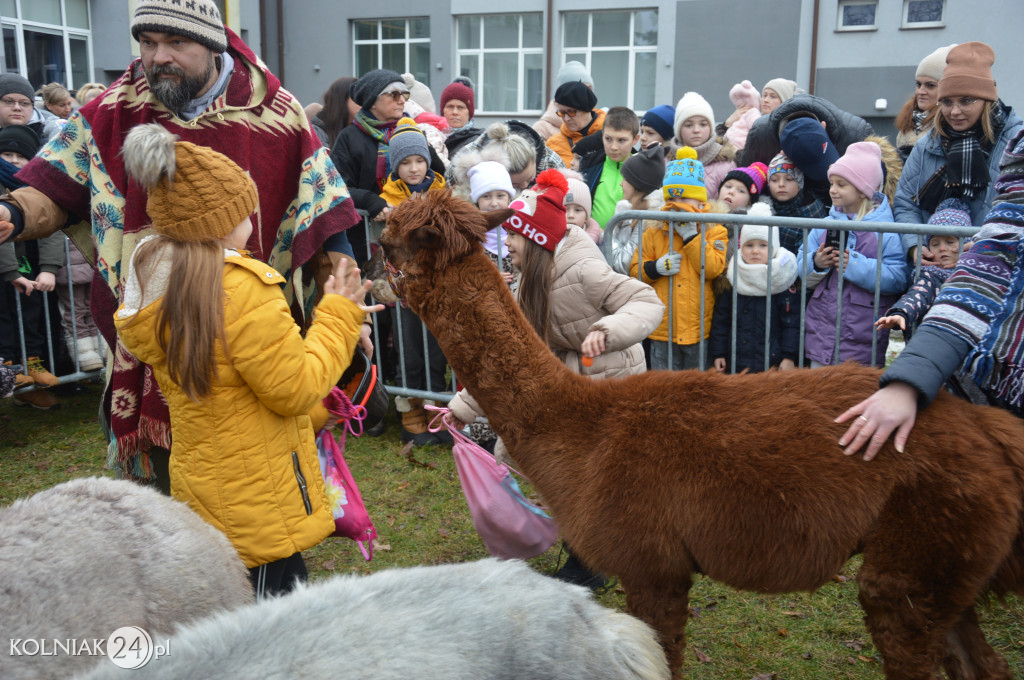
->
[1,477,252,680]
[75,558,670,680]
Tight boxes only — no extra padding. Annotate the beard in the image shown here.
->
[146,58,215,115]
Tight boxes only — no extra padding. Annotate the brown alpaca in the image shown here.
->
[379,190,1024,680]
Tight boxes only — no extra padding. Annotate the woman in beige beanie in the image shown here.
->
[894,42,1023,263]
[894,44,956,160]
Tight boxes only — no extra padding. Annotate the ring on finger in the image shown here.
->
[857,415,869,423]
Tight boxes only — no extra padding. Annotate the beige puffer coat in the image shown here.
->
[449,226,663,438]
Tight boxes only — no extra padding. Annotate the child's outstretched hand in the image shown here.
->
[875,315,906,331]
[324,257,385,314]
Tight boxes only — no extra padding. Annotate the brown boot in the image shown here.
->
[400,397,439,446]
[14,390,60,410]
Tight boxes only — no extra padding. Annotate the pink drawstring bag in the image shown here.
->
[316,387,376,560]
[427,406,559,560]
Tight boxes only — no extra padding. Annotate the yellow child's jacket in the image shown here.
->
[379,169,447,207]
[115,251,365,568]
[630,203,728,345]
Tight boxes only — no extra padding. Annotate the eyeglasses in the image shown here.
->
[0,97,32,109]
[938,97,980,110]
[379,90,411,102]
[555,108,579,119]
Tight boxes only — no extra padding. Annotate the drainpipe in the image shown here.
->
[276,0,285,84]
[545,0,554,102]
[258,0,267,63]
[809,0,820,94]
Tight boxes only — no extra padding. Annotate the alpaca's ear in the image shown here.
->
[483,209,515,230]
[408,223,443,255]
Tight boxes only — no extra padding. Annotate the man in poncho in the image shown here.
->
[0,0,361,487]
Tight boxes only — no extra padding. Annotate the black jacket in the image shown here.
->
[709,287,800,374]
[738,94,874,168]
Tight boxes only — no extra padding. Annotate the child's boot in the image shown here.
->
[3,360,34,388]
[74,338,103,372]
[26,357,59,387]
[14,389,60,410]
[398,396,438,446]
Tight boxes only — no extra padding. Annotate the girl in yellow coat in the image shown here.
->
[630,147,728,370]
[114,125,381,598]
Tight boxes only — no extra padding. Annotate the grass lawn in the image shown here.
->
[2,382,1022,678]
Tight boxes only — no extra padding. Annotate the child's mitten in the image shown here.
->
[656,252,682,276]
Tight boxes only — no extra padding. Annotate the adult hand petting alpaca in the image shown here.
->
[835,381,919,460]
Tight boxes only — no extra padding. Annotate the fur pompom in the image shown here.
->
[747,202,773,219]
[122,124,178,190]
[535,168,568,193]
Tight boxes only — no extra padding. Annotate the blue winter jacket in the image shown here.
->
[797,194,909,366]
[893,107,1023,253]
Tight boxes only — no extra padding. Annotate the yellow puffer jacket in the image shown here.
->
[115,253,364,568]
[630,205,728,345]
[545,108,607,166]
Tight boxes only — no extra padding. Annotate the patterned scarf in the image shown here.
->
[912,108,928,134]
[352,109,398,189]
[921,202,1024,407]
[940,100,1009,201]
[692,135,724,166]
[771,192,828,254]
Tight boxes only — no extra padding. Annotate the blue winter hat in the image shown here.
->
[927,197,972,242]
[640,105,675,143]
[779,117,839,182]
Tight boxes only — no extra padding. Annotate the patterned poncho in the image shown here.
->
[16,28,359,478]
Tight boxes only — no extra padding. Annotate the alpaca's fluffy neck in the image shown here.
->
[408,250,575,451]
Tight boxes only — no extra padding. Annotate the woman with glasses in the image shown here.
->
[545,81,606,167]
[330,68,446,263]
[895,42,1022,265]
[894,45,957,161]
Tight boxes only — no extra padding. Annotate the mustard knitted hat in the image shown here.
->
[663,146,707,202]
[123,124,257,242]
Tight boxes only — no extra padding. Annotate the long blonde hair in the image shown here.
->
[128,236,226,401]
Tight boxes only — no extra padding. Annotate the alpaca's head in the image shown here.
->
[379,190,512,289]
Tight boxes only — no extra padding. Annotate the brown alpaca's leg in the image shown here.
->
[942,607,1012,680]
[622,576,692,680]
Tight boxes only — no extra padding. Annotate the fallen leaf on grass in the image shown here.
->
[693,648,711,663]
[858,655,875,663]
[437,528,450,538]
[372,539,391,551]
[397,481,410,490]
[802,652,813,660]
[776,628,789,637]
[833,573,852,582]
[749,674,777,680]
[322,559,335,571]
[782,610,805,617]
[843,639,865,651]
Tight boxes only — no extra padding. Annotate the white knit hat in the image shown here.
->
[468,161,515,203]
[673,92,715,140]
[739,203,780,251]
[563,175,593,219]
[916,44,958,82]
[762,78,799,104]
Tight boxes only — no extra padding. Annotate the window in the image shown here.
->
[560,10,657,112]
[902,0,945,27]
[352,19,431,87]
[456,14,544,115]
[836,0,877,31]
[1,0,92,88]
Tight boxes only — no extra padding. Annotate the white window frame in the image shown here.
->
[901,0,945,28]
[454,14,544,116]
[351,18,430,84]
[2,0,93,90]
[836,0,878,32]
[559,10,658,112]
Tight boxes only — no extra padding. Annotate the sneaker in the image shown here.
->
[3,361,33,388]
[26,356,60,387]
[14,390,60,410]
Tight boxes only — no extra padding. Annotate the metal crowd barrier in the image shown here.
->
[602,209,977,372]
[7,209,977,405]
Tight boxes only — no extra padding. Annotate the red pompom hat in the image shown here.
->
[501,169,568,252]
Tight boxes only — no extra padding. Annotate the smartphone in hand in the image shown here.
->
[825,229,842,251]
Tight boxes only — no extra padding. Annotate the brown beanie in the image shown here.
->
[939,41,997,101]
[122,124,257,242]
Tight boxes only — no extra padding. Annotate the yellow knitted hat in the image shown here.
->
[122,124,258,242]
[662,146,707,203]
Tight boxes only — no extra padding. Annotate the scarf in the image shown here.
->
[692,135,724,166]
[0,157,25,190]
[726,246,798,296]
[771,192,828,254]
[18,28,358,480]
[939,100,1009,202]
[912,108,928,133]
[352,109,398,189]
[921,202,1024,407]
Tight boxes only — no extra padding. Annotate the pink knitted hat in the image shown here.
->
[729,80,760,109]
[828,141,883,199]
